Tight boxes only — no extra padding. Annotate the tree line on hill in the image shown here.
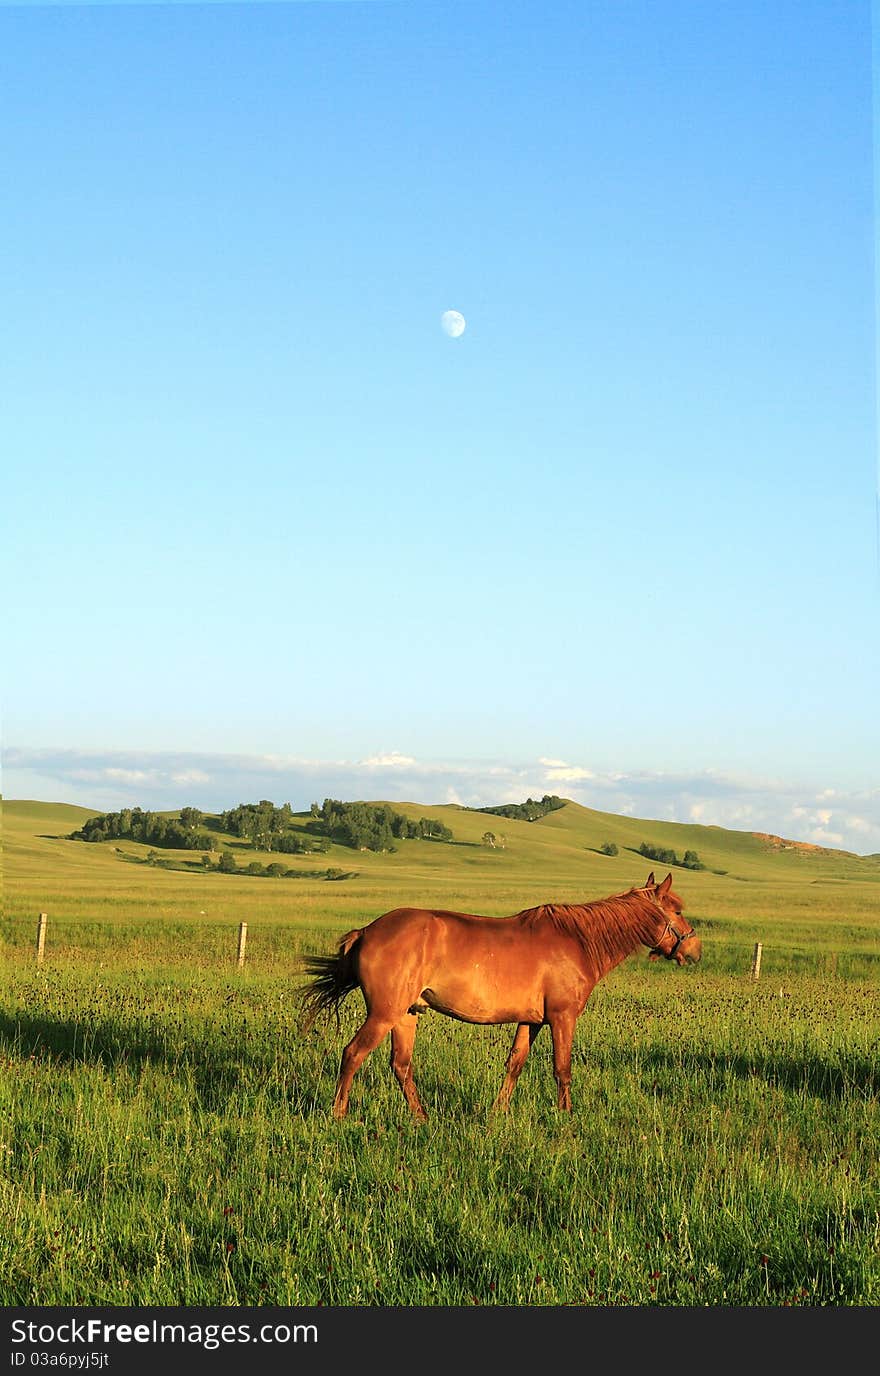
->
[68,800,707,874]
[307,799,453,851]
[472,795,566,822]
[638,841,705,870]
[142,849,354,881]
[219,801,315,853]
[71,797,455,857]
[210,853,353,881]
[71,807,217,851]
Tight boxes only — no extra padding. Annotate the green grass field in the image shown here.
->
[1,797,878,1305]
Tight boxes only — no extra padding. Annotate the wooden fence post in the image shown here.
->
[237,922,248,969]
[750,941,763,981]
[36,912,48,965]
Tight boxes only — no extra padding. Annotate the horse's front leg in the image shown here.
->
[547,1010,576,1111]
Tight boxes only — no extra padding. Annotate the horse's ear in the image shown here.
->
[658,873,673,897]
[645,872,655,888]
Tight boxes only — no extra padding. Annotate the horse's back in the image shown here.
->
[361,904,513,950]
[355,904,562,1026]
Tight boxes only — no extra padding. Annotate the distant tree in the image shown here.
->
[637,840,703,870]
[639,841,678,866]
[72,807,213,852]
[218,851,237,874]
[482,832,497,848]
[600,841,618,856]
[220,800,295,851]
[308,799,452,852]
[417,819,453,842]
[245,861,265,875]
[276,833,306,854]
[473,795,565,823]
[201,854,213,869]
[266,862,287,877]
[179,807,203,830]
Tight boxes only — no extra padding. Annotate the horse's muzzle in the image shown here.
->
[677,934,702,965]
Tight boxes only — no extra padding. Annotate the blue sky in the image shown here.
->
[3,1,879,852]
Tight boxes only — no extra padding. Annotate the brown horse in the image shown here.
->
[300,872,701,1120]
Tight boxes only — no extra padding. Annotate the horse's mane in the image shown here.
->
[515,887,658,964]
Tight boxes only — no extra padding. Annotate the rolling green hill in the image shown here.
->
[2,796,878,977]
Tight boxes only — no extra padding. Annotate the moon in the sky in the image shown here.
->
[441,309,466,338]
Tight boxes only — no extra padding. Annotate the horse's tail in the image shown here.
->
[299,928,363,1033]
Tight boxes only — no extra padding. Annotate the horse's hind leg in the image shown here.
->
[332,1013,393,1120]
[390,1014,428,1122]
[491,1022,542,1112]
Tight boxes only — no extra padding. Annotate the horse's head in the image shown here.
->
[643,872,701,965]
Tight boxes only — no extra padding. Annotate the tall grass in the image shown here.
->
[1,958,877,1306]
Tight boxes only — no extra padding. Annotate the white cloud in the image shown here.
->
[538,757,569,768]
[805,828,846,847]
[106,768,153,783]
[542,765,595,782]
[358,752,417,769]
[67,766,160,786]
